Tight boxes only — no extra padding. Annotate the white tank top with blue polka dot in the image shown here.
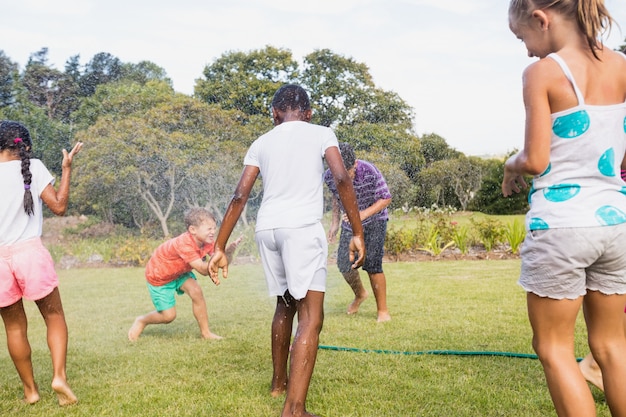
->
[526,52,626,231]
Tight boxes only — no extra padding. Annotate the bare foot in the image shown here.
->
[270,380,287,398]
[51,379,78,406]
[128,318,146,341]
[347,292,368,315]
[23,384,40,405]
[579,354,604,392]
[202,332,223,340]
[377,311,391,323]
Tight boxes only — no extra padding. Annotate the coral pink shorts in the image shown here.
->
[0,238,58,307]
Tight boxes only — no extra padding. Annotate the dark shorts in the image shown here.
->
[337,220,387,274]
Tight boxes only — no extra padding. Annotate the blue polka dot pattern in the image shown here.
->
[543,184,581,202]
[529,218,549,230]
[623,116,626,133]
[620,186,626,196]
[552,110,590,138]
[540,163,551,177]
[598,148,616,177]
[595,206,626,226]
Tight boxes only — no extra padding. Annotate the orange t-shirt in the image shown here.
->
[145,232,214,287]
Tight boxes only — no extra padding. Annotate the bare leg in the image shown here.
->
[579,352,604,392]
[128,307,177,341]
[527,293,594,417]
[368,272,391,322]
[35,288,77,406]
[0,299,40,404]
[281,290,324,417]
[181,279,222,340]
[271,295,297,397]
[342,269,368,314]
[584,292,626,417]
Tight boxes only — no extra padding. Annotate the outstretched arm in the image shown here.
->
[325,146,365,268]
[41,142,83,216]
[209,165,259,283]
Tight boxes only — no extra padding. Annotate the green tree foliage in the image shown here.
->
[420,133,461,165]
[194,46,298,116]
[73,81,251,237]
[468,156,529,214]
[21,48,64,119]
[0,50,18,108]
[300,49,413,128]
[79,52,124,97]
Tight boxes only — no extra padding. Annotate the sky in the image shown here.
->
[2,0,626,157]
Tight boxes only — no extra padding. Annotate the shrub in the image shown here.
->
[503,219,526,254]
[417,225,455,256]
[452,225,471,254]
[470,216,505,252]
[385,227,418,256]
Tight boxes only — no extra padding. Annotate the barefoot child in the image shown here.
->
[503,1,626,415]
[0,120,81,406]
[209,84,365,417]
[325,142,392,322]
[128,208,240,341]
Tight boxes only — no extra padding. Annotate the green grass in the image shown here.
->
[0,261,609,416]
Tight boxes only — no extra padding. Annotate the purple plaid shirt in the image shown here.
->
[324,159,391,230]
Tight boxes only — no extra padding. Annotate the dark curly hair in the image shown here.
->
[271,84,311,113]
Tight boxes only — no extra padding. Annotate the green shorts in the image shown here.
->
[147,271,196,311]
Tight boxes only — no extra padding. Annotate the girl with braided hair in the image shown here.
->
[0,120,82,406]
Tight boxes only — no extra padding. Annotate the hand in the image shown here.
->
[225,235,243,261]
[62,142,83,169]
[327,226,338,243]
[502,156,528,197]
[502,173,528,197]
[348,235,365,269]
[208,250,228,285]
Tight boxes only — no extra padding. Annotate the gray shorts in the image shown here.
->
[519,223,626,299]
[337,220,387,274]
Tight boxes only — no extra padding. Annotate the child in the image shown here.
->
[209,84,365,417]
[325,142,392,322]
[0,120,81,406]
[503,1,626,415]
[128,208,240,341]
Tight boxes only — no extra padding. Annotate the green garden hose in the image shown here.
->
[318,344,581,361]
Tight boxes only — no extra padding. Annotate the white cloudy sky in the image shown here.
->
[2,0,626,156]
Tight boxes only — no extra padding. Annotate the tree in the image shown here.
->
[300,49,413,128]
[120,60,171,86]
[73,81,252,236]
[468,156,529,214]
[419,133,461,165]
[0,50,18,108]
[20,48,63,120]
[79,52,124,97]
[194,46,298,116]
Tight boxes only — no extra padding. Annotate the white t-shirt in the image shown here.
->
[244,121,339,231]
[0,159,54,245]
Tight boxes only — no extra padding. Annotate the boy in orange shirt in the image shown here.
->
[128,208,240,341]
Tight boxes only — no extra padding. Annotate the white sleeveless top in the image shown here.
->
[526,53,626,231]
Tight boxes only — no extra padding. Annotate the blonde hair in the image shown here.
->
[509,0,615,59]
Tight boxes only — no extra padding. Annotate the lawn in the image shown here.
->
[0,260,609,417]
